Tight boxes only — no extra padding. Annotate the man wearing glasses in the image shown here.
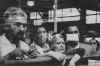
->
[0,7,29,61]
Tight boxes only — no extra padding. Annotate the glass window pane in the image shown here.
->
[49,8,80,18]
[86,10,96,15]
[48,16,80,22]
[97,14,100,23]
[86,15,96,24]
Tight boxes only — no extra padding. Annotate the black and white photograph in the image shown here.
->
[0,0,100,66]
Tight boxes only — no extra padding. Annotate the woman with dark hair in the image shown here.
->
[29,26,66,63]
[35,26,50,51]
[28,26,50,57]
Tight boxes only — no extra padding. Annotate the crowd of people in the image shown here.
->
[0,6,100,66]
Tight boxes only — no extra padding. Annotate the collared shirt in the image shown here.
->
[0,34,16,58]
[0,34,31,60]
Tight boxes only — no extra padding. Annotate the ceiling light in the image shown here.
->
[27,0,35,7]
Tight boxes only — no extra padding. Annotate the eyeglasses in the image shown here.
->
[68,31,79,34]
[4,12,26,18]
[7,22,27,27]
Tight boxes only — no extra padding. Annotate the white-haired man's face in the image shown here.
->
[9,22,27,34]
[4,7,27,34]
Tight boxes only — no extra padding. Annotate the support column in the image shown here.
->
[80,8,86,24]
[53,0,58,32]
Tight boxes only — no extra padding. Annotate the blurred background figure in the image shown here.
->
[89,36,99,49]
[89,35,100,56]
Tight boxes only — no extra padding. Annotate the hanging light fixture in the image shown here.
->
[27,0,35,7]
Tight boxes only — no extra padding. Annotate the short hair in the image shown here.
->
[64,25,79,34]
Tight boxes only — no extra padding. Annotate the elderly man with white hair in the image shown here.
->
[0,6,30,61]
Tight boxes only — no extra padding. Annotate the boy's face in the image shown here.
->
[66,26,79,42]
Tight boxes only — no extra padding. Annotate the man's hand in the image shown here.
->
[69,54,81,66]
[44,51,66,61]
[69,61,75,66]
